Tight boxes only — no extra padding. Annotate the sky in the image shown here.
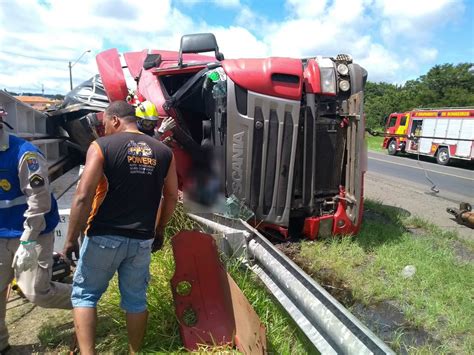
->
[0,0,473,95]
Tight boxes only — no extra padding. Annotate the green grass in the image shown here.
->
[300,199,474,354]
[227,261,316,355]
[39,204,310,354]
[96,205,311,353]
[38,201,473,354]
[366,134,385,152]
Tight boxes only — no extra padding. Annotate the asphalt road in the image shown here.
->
[367,151,474,203]
[365,151,474,240]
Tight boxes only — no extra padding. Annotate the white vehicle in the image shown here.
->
[384,108,474,165]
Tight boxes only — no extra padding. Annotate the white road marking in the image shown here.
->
[368,156,474,181]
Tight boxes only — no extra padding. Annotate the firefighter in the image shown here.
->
[135,100,176,137]
[0,105,72,354]
[134,100,220,207]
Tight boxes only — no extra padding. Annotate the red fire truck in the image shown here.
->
[382,108,474,165]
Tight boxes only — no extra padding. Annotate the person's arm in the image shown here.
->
[153,155,178,249]
[63,142,104,255]
[18,149,52,242]
[13,149,53,272]
[157,117,176,135]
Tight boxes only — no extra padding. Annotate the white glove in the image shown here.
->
[157,117,176,134]
[12,241,38,272]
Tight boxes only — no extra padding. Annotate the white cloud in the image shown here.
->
[377,0,456,17]
[357,43,401,82]
[286,0,329,18]
[211,27,269,58]
[215,0,241,8]
[418,48,439,62]
[0,0,195,93]
[261,0,463,82]
[327,0,371,24]
[176,0,240,8]
[262,2,372,59]
[375,0,465,43]
[0,0,468,94]
[235,5,271,32]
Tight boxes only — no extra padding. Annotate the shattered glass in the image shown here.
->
[223,194,254,221]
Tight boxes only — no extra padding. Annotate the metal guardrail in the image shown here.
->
[189,214,395,355]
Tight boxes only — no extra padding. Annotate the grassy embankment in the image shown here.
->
[39,205,313,354]
[299,200,473,354]
[366,134,385,152]
[39,202,473,354]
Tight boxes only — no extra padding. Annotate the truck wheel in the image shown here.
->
[388,140,398,155]
[436,147,450,165]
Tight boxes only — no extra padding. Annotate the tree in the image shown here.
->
[364,63,474,129]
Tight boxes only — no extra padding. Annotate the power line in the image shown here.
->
[0,50,72,63]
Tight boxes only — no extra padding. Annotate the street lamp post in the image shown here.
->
[68,49,91,91]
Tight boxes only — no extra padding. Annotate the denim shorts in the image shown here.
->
[71,234,153,313]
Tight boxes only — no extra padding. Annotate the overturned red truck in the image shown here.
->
[54,33,368,240]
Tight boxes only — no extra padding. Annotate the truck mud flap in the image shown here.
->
[171,231,267,353]
[170,231,235,350]
[96,48,128,101]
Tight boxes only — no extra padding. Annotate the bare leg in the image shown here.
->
[126,310,148,354]
[73,307,97,355]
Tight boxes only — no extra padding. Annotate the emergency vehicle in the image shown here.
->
[382,108,474,165]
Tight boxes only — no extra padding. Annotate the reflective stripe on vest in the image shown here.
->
[0,195,27,209]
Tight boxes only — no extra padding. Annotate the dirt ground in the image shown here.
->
[5,292,71,354]
[364,171,473,242]
[5,170,473,353]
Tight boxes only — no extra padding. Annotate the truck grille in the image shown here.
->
[293,107,346,213]
[226,80,347,226]
[313,118,345,197]
[226,80,300,225]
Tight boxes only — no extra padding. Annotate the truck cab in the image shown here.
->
[382,112,409,155]
[60,33,368,240]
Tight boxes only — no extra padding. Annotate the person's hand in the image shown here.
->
[62,240,80,263]
[152,226,165,253]
[157,117,176,134]
[12,241,38,272]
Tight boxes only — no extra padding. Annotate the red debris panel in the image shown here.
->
[170,231,267,353]
[171,231,235,350]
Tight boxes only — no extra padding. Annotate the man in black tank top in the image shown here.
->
[63,101,178,354]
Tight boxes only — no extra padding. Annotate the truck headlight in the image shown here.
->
[320,68,336,95]
[337,63,349,76]
[339,80,350,91]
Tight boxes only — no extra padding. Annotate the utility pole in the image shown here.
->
[69,61,73,91]
[68,50,91,91]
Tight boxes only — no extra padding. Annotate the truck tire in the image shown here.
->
[436,147,450,165]
[388,140,398,155]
